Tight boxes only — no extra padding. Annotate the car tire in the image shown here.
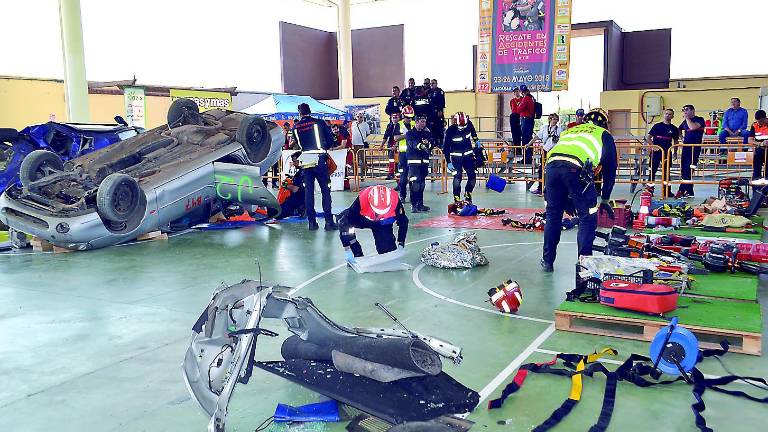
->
[0,128,19,142]
[236,115,270,161]
[96,173,144,222]
[19,150,64,187]
[167,98,200,128]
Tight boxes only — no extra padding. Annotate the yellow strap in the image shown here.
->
[568,348,617,401]
[586,347,617,363]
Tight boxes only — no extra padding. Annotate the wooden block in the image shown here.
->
[53,246,75,254]
[137,231,163,241]
[209,212,226,223]
[31,237,53,252]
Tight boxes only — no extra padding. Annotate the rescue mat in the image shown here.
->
[349,248,412,274]
[254,359,480,425]
[414,208,544,231]
[487,341,768,432]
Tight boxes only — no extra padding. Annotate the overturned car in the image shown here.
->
[183,280,478,432]
[0,99,283,250]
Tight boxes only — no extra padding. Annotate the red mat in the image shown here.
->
[414,208,544,231]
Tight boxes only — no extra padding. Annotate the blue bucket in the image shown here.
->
[486,174,506,193]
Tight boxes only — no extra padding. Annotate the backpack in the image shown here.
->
[533,96,543,119]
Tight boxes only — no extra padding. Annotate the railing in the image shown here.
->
[351,147,449,193]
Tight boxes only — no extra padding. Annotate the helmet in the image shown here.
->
[401,105,415,118]
[359,185,399,222]
[584,109,608,129]
[488,280,523,313]
[575,108,585,116]
[453,112,469,128]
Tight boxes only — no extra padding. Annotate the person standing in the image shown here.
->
[540,110,617,272]
[405,115,434,213]
[264,122,290,188]
[748,110,768,180]
[395,107,415,201]
[526,113,562,195]
[351,112,371,180]
[518,85,536,163]
[400,78,417,108]
[381,111,404,180]
[508,87,522,146]
[444,112,480,203]
[675,105,706,198]
[385,86,403,118]
[566,108,585,129]
[429,78,446,145]
[718,97,750,145]
[292,103,338,231]
[646,108,679,197]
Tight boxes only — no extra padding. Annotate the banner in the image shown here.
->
[478,0,572,93]
[281,149,348,192]
[169,89,232,112]
[124,87,146,128]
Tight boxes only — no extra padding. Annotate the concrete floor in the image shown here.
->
[0,181,766,432]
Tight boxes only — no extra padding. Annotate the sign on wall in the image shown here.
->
[169,89,232,112]
[124,87,146,128]
[477,0,572,93]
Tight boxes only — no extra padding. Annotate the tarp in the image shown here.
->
[242,94,351,121]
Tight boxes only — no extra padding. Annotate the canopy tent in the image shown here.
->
[242,95,351,121]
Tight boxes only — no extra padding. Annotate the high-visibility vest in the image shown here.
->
[546,123,606,167]
[397,120,411,152]
[753,121,768,142]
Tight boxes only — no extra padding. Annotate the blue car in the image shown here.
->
[0,120,143,192]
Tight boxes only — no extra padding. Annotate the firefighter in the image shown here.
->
[443,112,480,203]
[541,109,618,272]
[291,103,338,231]
[339,185,408,263]
[405,114,434,212]
[395,105,415,201]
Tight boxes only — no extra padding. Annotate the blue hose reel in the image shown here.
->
[650,317,700,378]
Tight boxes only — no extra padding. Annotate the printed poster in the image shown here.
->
[124,87,146,128]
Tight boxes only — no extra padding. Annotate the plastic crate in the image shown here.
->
[597,200,633,228]
[574,264,651,293]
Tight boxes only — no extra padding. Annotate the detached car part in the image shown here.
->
[183,280,477,432]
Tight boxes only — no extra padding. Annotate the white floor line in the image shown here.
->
[288,230,477,296]
[476,324,556,405]
[412,263,554,324]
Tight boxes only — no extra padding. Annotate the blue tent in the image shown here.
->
[242,94,351,121]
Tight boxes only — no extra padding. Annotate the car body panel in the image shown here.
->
[0,108,282,250]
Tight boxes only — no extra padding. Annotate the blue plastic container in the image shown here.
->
[486,174,507,193]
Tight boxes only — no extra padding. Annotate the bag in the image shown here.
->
[326,154,338,175]
[534,101,543,119]
[599,280,678,314]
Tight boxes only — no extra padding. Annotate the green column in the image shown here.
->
[58,0,90,122]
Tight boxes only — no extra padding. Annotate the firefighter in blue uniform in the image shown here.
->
[429,78,446,145]
[443,112,480,203]
[291,103,339,231]
[540,109,617,272]
[339,185,409,263]
[405,114,434,213]
[395,105,415,201]
[399,78,417,108]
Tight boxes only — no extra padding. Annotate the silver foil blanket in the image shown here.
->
[420,232,489,269]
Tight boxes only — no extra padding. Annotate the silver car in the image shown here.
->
[0,98,283,250]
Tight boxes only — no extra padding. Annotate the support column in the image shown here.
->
[58,0,90,122]
[336,0,354,101]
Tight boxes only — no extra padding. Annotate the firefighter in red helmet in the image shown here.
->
[338,185,409,264]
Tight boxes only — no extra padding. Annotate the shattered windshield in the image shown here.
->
[0,142,13,171]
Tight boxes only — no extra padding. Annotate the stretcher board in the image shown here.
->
[349,248,412,274]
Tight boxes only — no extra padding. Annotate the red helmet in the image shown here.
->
[454,112,469,127]
[401,105,415,118]
[359,185,399,222]
[488,280,523,313]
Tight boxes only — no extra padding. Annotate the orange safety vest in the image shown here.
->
[754,121,768,142]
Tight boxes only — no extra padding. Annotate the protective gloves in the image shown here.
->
[345,249,356,264]
[447,162,455,172]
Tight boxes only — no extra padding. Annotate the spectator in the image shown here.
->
[423,77,431,91]
[518,84,536,163]
[526,113,562,194]
[429,79,445,115]
[351,112,371,179]
[508,87,522,146]
[748,110,768,181]
[400,78,417,108]
[567,108,585,129]
[281,122,292,149]
[385,86,403,117]
[704,110,720,136]
[646,108,679,197]
[331,123,353,189]
[718,97,750,145]
[675,104,706,198]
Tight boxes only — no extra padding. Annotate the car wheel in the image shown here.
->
[96,173,144,222]
[0,128,19,142]
[19,150,64,187]
[167,98,200,128]
[236,115,270,162]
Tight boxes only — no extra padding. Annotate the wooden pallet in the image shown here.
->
[555,310,762,356]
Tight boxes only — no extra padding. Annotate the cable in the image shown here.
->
[254,415,274,432]
[207,344,234,395]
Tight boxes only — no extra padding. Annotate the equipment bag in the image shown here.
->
[599,280,678,314]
